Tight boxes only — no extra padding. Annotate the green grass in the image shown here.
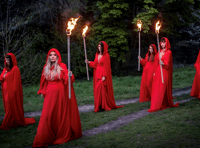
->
[54,96,200,148]
[0,66,196,116]
[0,93,197,148]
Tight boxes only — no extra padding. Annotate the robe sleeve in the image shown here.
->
[89,54,98,69]
[61,63,75,84]
[0,69,6,81]
[140,54,147,66]
[161,50,171,70]
[37,66,48,96]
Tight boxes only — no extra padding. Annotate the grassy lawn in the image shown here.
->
[0,66,195,116]
[0,66,198,148]
[0,93,199,148]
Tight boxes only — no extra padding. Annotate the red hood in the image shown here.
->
[101,41,108,55]
[46,48,62,64]
[4,53,17,67]
[149,44,157,54]
[159,37,171,51]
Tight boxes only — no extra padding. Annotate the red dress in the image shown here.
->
[89,41,124,112]
[0,53,35,130]
[190,49,200,98]
[33,48,82,148]
[139,44,158,102]
[148,37,179,112]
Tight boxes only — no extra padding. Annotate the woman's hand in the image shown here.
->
[85,59,90,64]
[41,94,44,99]
[138,56,142,61]
[102,77,105,81]
[160,60,164,65]
[68,71,72,77]
[3,71,7,79]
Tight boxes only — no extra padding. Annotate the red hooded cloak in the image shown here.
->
[89,41,124,112]
[148,37,179,112]
[0,53,35,130]
[139,44,158,102]
[190,49,200,98]
[33,48,82,148]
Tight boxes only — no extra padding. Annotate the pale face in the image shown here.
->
[98,44,102,53]
[149,46,153,54]
[5,58,10,66]
[49,51,57,63]
[161,41,166,50]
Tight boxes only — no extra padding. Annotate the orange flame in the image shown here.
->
[155,21,161,34]
[82,25,88,37]
[66,17,79,35]
[137,19,142,31]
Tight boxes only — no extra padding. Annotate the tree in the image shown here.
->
[92,0,130,62]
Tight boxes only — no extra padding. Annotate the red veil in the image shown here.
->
[0,53,35,130]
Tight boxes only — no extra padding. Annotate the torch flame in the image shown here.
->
[155,21,161,34]
[137,19,142,31]
[66,17,79,35]
[82,25,88,37]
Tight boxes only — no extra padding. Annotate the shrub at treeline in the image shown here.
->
[0,0,200,85]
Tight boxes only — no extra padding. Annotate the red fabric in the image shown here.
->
[89,41,124,112]
[190,49,200,98]
[148,37,179,112]
[0,53,35,130]
[139,44,158,102]
[33,48,82,148]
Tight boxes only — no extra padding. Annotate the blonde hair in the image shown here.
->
[43,55,63,80]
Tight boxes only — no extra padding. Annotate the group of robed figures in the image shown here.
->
[0,38,199,147]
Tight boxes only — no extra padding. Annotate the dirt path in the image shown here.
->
[0,86,192,121]
[82,98,193,137]
[21,86,192,148]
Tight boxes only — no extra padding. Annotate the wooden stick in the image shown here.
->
[83,36,89,80]
[67,34,71,99]
[156,33,164,83]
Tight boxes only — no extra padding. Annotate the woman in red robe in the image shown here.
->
[0,53,36,130]
[190,49,200,98]
[33,48,82,148]
[138,44,158,102]
[86,41,124,112]
[148,37,179,112]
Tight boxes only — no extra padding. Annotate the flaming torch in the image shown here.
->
[137,19,142,71]
[82,25,89,80]
[66,17,79,99]
[155,21,164,83]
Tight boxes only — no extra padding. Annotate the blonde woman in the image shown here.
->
[33,48,82,147]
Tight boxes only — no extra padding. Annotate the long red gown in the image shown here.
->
[148,37,179,112]
[0,53,35,130]
[33,48,82,148]
[190,49,200,98]
[89,41,124,112]
[139,44,158,102]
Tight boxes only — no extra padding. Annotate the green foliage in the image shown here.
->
[132,0,159,33]
[132,0,199,36]
[93,0,130,62]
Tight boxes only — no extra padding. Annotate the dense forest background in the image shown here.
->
[0,0,200,85]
